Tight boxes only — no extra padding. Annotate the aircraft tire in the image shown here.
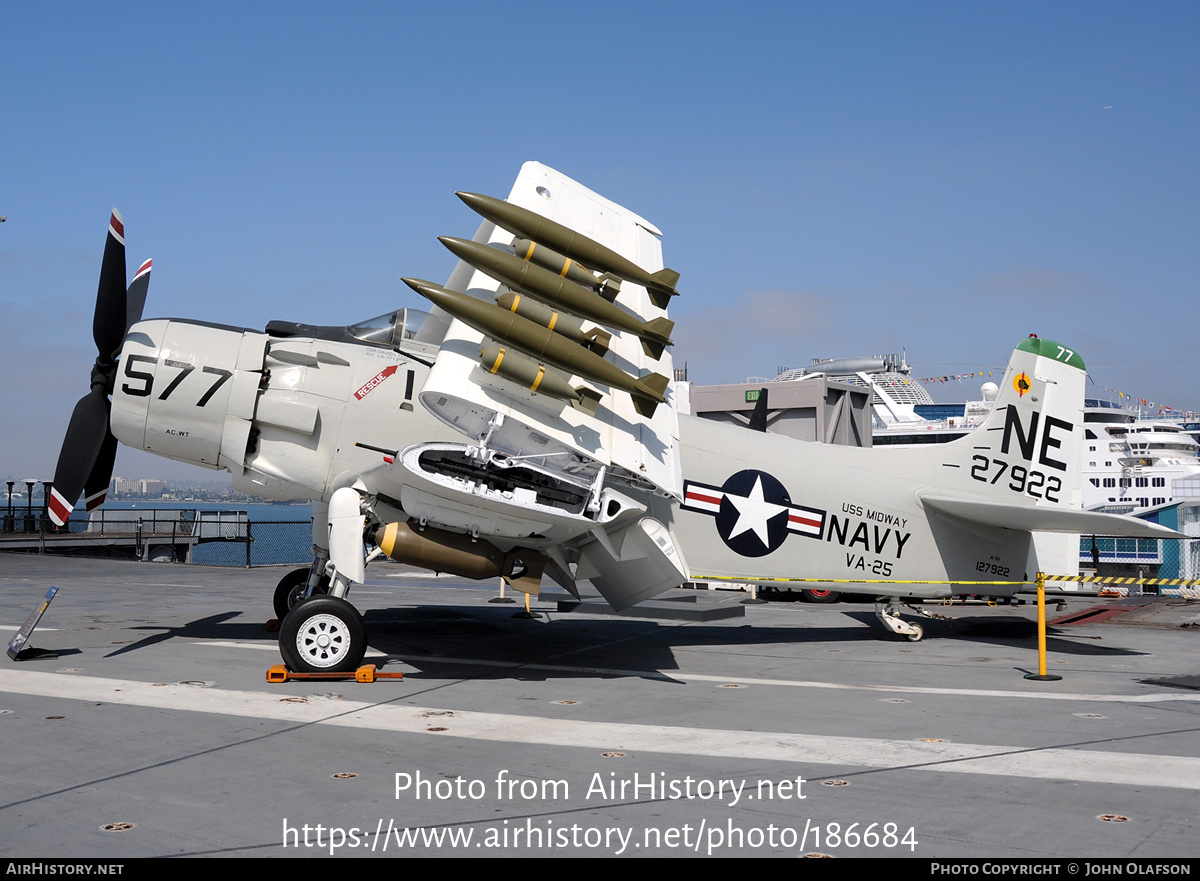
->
[279,596,367,673]
[273,567,327,620]
[906,623,924,642]
[801,588,841,604]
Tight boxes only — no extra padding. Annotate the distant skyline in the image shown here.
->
[3,2,1197,480]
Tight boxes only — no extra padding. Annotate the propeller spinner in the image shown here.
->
[47,210,151,526]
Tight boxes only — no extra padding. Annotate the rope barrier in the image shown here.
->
[693,573,1200,591]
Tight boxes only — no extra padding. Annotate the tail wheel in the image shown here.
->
[279,596,367,673]
[273,567,328,620]
[801,588,841,604]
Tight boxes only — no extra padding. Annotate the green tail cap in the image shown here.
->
[1015,336,1086,371]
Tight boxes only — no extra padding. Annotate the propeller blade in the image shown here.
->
[93,209,127,361]
[51,210,140,526]
[48,388,110,526]
[83,427,118,513]
[125,258,151,333]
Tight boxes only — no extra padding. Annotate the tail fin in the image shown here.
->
[638,317,675,360]
[647,268,680,309]
[597,272,622,303]
[572,386,603,416]
[631,372,671,418]
[583,327,612,357]
[946,336,1087,507]
[747,387,769,432]
[923,337,1176,539]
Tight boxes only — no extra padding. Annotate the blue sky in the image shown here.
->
[3,2,1198,480]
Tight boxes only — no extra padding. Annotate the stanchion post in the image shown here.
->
[1025,571,1062,681]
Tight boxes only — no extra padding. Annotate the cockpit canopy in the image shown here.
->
[265,307,442,358]
[347,308,431,347]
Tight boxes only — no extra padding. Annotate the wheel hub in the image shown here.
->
[296,614,348,668]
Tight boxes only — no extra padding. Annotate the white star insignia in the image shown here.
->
[725,476,787,546]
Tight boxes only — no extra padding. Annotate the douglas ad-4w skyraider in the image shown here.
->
[48,162,1175,672]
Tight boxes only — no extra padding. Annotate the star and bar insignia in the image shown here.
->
[681,469,826,557]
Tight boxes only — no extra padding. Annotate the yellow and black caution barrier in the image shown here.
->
[690,571,1196,683]
[692,575,1031,587]
[1045,574,1200,589]
[694,573,1200,594]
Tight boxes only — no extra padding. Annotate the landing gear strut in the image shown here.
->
[272,566,329,620]
[274,491,370,673]
[875,598,924,641]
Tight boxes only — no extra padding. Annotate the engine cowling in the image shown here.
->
[111,319,266,471]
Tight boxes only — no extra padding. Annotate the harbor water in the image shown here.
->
[93,502,313,567]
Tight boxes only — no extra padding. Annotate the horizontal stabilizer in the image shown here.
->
[919,492,1182,538]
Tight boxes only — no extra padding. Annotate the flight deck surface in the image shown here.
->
[1,555,1198,859]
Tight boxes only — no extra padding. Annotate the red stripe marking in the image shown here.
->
[789,513,822,528]
[84,490,107,512]
[686,490,722,506]
[48,491,72,526]
[134,258,152,278]
[109,212,124,241]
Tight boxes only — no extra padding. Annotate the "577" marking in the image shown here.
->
[122,355,232,407]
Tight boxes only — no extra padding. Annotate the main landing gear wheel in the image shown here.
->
[801,588,841,604]
[279,596,367,673]
[906,623,924,642]
[273,567,328,620]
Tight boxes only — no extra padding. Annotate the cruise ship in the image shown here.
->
[1082,405,1200,514]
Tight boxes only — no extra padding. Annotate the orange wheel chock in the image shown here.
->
[266,663,403,683]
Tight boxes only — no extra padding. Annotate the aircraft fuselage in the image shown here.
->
[110,318,1093,604]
